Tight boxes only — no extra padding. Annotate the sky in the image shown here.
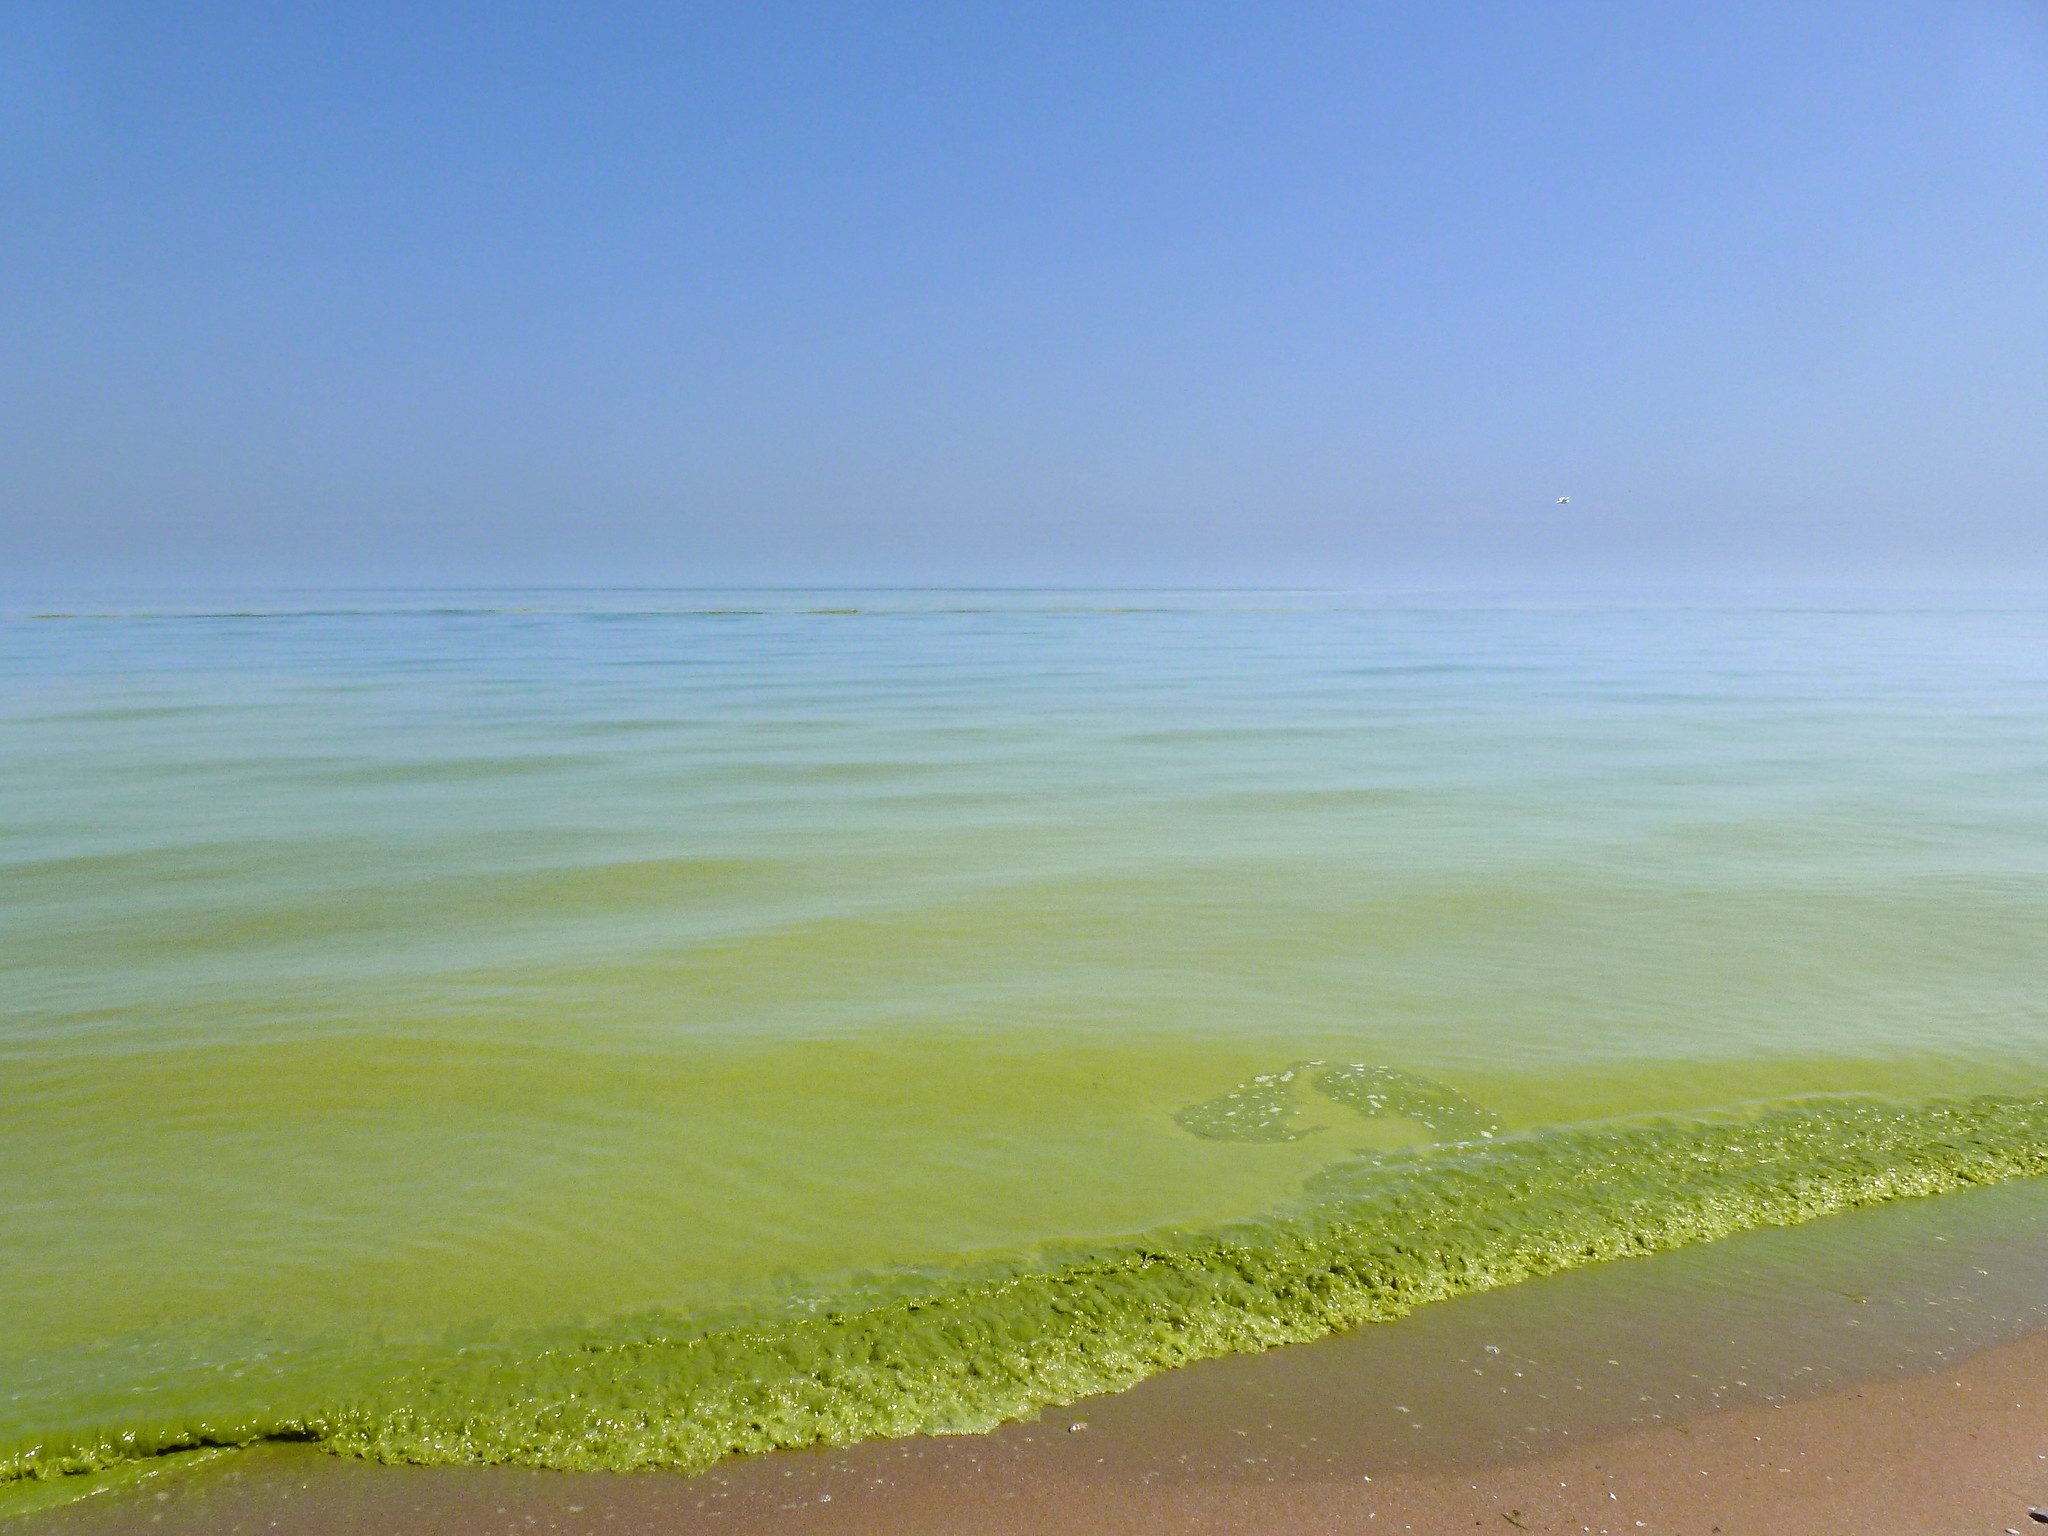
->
[3,0,2046,590]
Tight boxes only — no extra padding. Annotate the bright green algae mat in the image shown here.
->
[11,1094,2048,1487]
[3,593,2047,1492]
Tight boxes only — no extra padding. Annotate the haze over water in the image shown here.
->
[3,590,2046,1489]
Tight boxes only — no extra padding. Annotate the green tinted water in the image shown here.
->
[3,593,2045,1490]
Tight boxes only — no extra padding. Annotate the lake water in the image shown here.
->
[4,590,2046,1491]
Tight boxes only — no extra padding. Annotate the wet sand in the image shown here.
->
[22,1177,2048,1535]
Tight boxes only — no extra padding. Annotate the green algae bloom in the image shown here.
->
[9,1094,2048,1486]
[7,595,2048,1501]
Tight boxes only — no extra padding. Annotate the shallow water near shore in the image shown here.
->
[4,590,2046,1499]
[26,1170,2048,1532]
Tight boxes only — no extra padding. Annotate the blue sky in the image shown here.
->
[4,1,2045,589]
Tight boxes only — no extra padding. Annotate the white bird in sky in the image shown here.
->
[1555,495,1572,506]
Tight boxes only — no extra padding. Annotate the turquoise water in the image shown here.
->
[3,591,2046,1490]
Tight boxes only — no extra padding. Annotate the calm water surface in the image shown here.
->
[4,591,2046,1491]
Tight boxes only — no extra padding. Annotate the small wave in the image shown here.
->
[6,1093,2048,1489]
[318,754,595,786]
